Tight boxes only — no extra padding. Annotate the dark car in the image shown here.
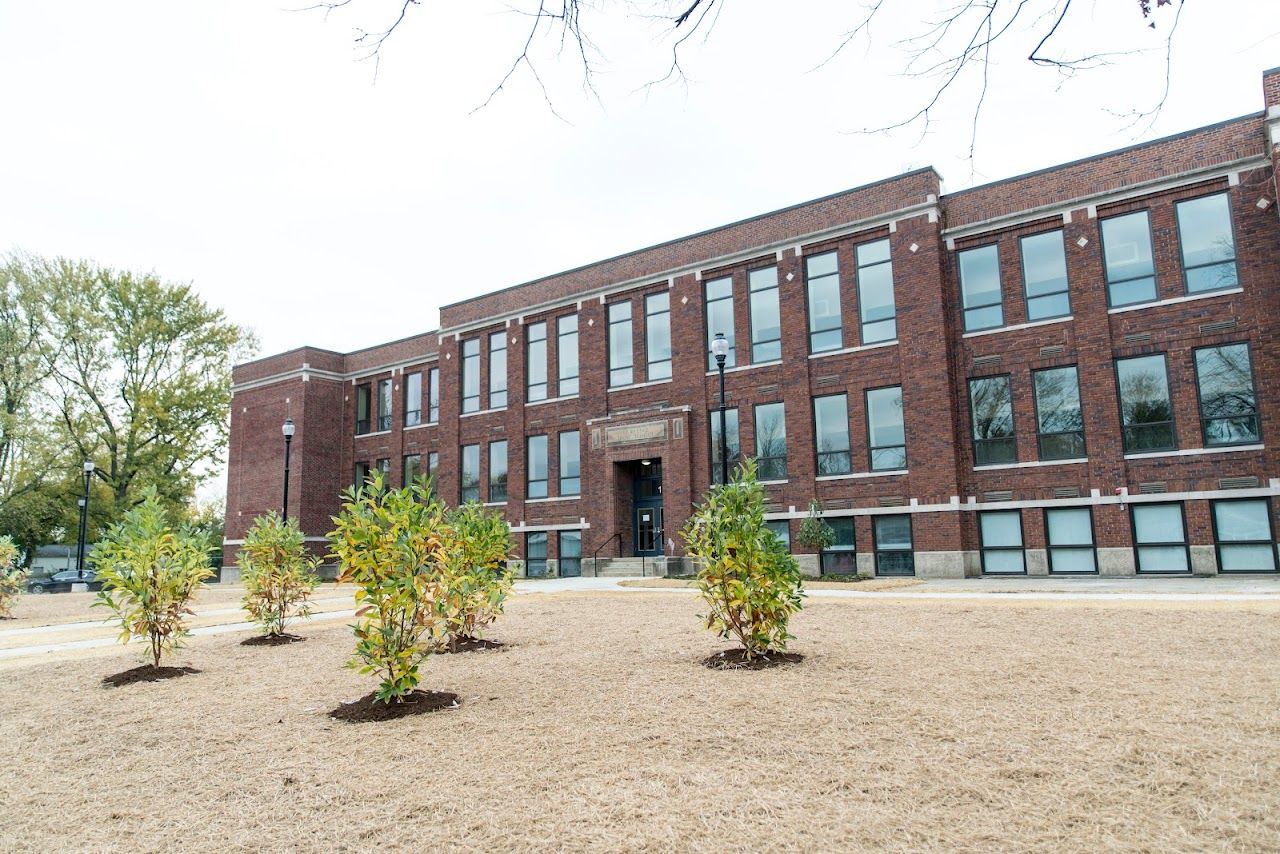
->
[27,570,103,594]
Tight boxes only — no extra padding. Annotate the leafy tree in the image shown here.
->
[681,459,805,660]
[796,500,836,553]
[437,501,513,648]
[239,512,321,639]
[92,492,214,668]
[0,535,25,617]
[327,473,450,703]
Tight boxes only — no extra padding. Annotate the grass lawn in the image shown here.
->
[1,591,1278,851]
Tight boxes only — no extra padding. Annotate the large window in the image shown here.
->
[1176,193,1238,294]
[866,386,906,471]
[355,383,371,435]
[489,440,507,503]
[527,435,549,498]
[607,301,633,388]
[813,394,851,476]
[403,453,420,486]
[1195,343,1259,447]
[1033,366,1085,460]
[1116,354,1174,452]
[874,515,914,576]
[460,444,480,503]
[526,322,547,402]
[557,314,579,397]
[1101,210,1156,306]
[376,458,391,480]
[377,379,392,431]
[766,520,792,551]
[805,251,842,353]
[709,408,741,484]
[969,375,1016,465]
[1020,230,1070,321]
[526,532,548,578]
[748,266,781,362]
[958,245,1003,332]
[1212,499,1277,573]
[559,531,582,577]
[980,511,1025,575]
[404,372,422,427]
[461,338,480,414]
[645,292,672,381]
[559,431,581,496]
[705,276,735,369]
[1132,503,1190,573]
[857,239,897,344]
[426,452,438,497]
[753,402,787,481]
[427,367,440,422]
[820,517,856,576]
[489,331,507,409]
[353,461,370,488]
[1045,508,1097,574]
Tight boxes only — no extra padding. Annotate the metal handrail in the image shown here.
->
[591,532,622,576]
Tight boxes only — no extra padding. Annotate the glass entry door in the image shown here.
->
[632,460,664,557]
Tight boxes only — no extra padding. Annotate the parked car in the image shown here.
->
[26,570,103,594]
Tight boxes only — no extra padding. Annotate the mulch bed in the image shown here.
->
[102,665,200,687]
[702,648,805,671]
[241,633,305,647]
[437,637,505,654]
[329,690,460,723]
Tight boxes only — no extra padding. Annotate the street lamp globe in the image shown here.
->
[282,418,295,438]
[710,333,729,364]
[83,460,95,473]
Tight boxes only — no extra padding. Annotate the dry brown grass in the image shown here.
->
[1,592,1278,851]
[619,577,923,592]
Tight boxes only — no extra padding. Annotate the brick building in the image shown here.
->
[223,68,1280,580]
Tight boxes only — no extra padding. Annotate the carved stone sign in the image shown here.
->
[604,420,668,447]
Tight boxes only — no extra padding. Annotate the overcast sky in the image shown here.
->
[3,1,1277,362]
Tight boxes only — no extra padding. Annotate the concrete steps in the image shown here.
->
[592,557,661,577]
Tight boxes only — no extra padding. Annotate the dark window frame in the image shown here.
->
[376,379,393,432]
[488,439,508,503]
[403,372,422,428]
[864,384,907,472]
[1018,228,1072,321]
[1100,209,1158,308]
[872,514,915,577]
[819,517,856,576]
[747,264,782,364]
[1031,364,1087,461]
[708,407,742,485]
[812,393,852,476]
[1044,507,1099,575]
[607,301,634,388]
[427,367,440,423]
[969,374,1017,465]
[1130,501,1192,575]
[1192,341,1261,448]
[355,383,372,435]
[558,530,582,577]
[459,444,481,503]
[557,313,579,397]
[527,434,549,499]
[978,509,1026,575]
[525,532,548,577]
[752,401,787,482]
[489,330,508,410]
[958,243,1005,332]
[704,275,736,370]
[402,453,421,486]
[559,430,581,496]
[1115,353,1177,453]
[1174,191,1240,296]
[461,338,481,414]
[526,321,548,403]
[804,249,843,354]
[353,460,371,489]
[645,291,673,381]
[856,238,897,344]
[1211,497,1278,574]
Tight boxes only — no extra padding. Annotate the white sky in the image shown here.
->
[3,2,1277,358]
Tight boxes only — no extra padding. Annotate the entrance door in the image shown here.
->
[632,460,664,557]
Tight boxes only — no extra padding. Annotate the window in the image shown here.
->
[557,314,579,397]
[376,458,390,480]
[866,386,906,471]
[1116,354,1174,452]
[857,239,897,343]
[460,445,480,503]
[377,379,392,431]
[705,276,735,369]
[1045,508,1097,574]
[489,331,507,409]
[1176,193,1238,294]
[559,431,580,496]
[709,408,741,484]
[753,403,787,481]
[559,531,582,577]
[1212,499,1277,573]
[427,367,440,423]
[1132,503,1189,573]
[461,339,480,413]
[645,292,672,381]
[1101,210,1156,306]
[427,452,439,497]
[748,266,781,362]
[813,394,851,475]
[526,532,548,577]
[526,322,547,402]
[766,520,791,551]
[353,461,370,488]
[873,515,914,576]
[1033,366,1085,460]
[403,373,422,427]
[1195,343,1259,446]
[980,511,1025,575]
[969,376,1016,465]
[820,517,856,576]
[403,453,421,486]
[355,383,371,435]
[959,245,1004,332]
[1020,230,1070,320]
[489,440,507,503]
[527,435,548,498]
[607,302,633,387]
[805,251,842,353]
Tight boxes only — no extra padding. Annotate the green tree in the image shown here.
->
[0,535,25,617]
[437,500,513,648]
[796,500,836,553]
[239,512,320,638]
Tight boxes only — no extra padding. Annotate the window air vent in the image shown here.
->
[1219,476,1259,490]
[491,424,505,432]
[877,496,907,507]
[826,499,853,510]
[1138,481,1167,494]
[529,419,543,429]
[1039,345,1066,358]
[765,502,784,512]
[559,414,577,423]
[982,490,1013,502]
[815,375,841,387]
[559,515,579,524]
[1199,319,1237,335]
[972,355,1002,369]
[757,384,780,395]
[1052,486,1080,499]
[1123,332,1151,345]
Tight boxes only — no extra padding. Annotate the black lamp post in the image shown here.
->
[711,333,730,487]
[75,460,94,578]
[281,418,295,519]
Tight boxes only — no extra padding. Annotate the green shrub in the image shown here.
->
[327,473,449,703]
[437,502,514,646]
[0,536,24,618]
[91,493,214,667]
[796,500,836,552]
[681,459,805,659]
[239,512,320,638]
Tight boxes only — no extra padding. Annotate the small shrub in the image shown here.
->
[327,473,449,703]
[239,512,321,638]
[437,502,514,647]
[0,536,25,618]
[681,459,805,659]
[92,493,214,668]
[796,500,836,552]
